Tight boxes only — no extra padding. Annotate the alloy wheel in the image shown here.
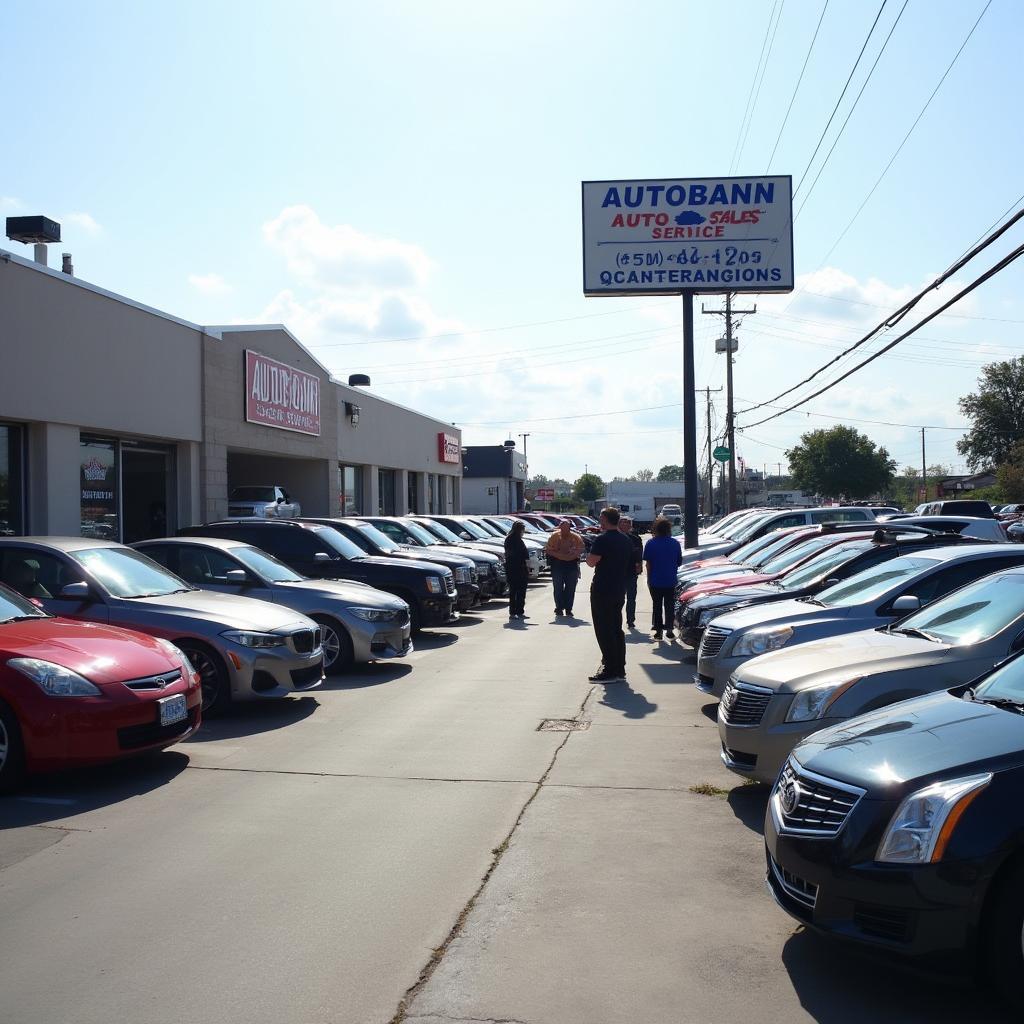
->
[320,624,341,670]
[188,649,222,712]
[0,717,7,771]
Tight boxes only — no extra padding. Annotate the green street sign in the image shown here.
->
[713,446,731,463]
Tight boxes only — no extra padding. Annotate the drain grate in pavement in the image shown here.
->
[537,718,591,732]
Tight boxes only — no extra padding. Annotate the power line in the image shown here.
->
[793,0,888,196]
[735,0,786,172]
[740,240,1024,429]
[730,0,781,175]
[797,288,1024,324]
[740,203,1024,414]
[765,0,829,173]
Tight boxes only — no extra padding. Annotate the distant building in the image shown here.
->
[939,472,997,496]
[462,445,528,514]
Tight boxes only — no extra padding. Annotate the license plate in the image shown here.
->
[158,693,187,727]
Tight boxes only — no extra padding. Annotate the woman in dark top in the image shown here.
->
[504,519,530,621]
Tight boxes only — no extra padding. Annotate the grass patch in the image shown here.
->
[689,782,731,799]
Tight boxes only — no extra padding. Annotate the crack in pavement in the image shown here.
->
[388,686,597,1024]
[406,1016,531,1024]
[185,765,538,786]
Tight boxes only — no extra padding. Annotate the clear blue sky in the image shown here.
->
[4,0,1022,482]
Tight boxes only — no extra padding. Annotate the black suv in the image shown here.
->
[302,518,480,612]
[179,520,456,631]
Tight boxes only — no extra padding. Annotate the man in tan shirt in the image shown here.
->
[545,519,585,617]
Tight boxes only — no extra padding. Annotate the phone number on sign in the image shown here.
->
[615,247,765,269]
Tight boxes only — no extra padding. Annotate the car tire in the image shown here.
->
[0,699,27,795]
[314,615,354,674]
[985,859,1024,1011]
[178,641,231,716]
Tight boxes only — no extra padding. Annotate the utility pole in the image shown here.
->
[921,427,927,504]
[703,292,756,512]
[703,386,723,518]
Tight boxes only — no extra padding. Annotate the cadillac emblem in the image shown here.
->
[780,778,800,816]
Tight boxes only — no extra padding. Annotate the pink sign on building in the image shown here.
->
[245,350,321,436]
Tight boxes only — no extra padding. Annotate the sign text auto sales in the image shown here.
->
[245,350,321,436]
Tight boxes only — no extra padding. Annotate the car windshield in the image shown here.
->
[973,655,1024,702]
[313,526,367,560]
[455,519,491,540]
[230,487,276,502]
[731,531,799,565]
[776,541,872,592]
[356,523,401,553]
[758,535,841,574]
[0,582,48,621]
[483,519,512,535]
[518,520,547,535]
[72,546,192,598]
[897,574,1024,646]
[818,556,938,608]
[470,519,503,537]
[417,520,463,544]
[730,513,778,542]
[397,520,439,545]
[232,546,305,583]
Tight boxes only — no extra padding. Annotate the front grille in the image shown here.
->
[720,680,773,726]
[123,669,182,691]
[118,708,198,750]
[470,567,478,583]
[699,625,732,660]
[772,760,864,838]
[290,664,323,688]
[454,566,469,584]
[444,573,456,596]
[290,628,319,654]
[396,606,410,626]
[854,903,914,943]
[768,854,818,911]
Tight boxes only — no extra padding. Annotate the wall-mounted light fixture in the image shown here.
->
[345,401,361,426]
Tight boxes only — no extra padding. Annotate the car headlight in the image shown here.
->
[8,657,102,696]
[876,774,992,864]
[350,607,400,622]
[155,638,198,678]
[425,576,444,594]
[221,630,286,648]
[785,676,862,722]
[698,608,720,627]
[734,626,794,657]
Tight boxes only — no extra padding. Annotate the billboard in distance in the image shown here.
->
[582,176,793,296]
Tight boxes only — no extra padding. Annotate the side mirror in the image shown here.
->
[314,551,333,562]
[277,496,285,504]
[823,578,840,588]
[891,595,921,613]
[224,569,250,585]
[59,581,92,601]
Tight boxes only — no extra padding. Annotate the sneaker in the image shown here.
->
[555,608,563,616]
[588,668,608,681]
[652,630,663,640]
[565,609,573,617]
[666,630,675,639]
[627,621,636,628]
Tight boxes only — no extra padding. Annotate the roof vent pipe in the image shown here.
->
[33,243,48,267]
[62,252,74,276]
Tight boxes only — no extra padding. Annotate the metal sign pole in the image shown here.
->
[682,292,699,549]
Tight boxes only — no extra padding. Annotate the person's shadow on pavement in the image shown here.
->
[598,681,658,719]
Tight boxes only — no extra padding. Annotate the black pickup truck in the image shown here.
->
[179,520,457,631]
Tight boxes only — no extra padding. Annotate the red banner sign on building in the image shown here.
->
[438,432,461,464]
[245,350,321,436]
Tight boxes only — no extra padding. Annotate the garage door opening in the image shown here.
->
[226,451,330,519]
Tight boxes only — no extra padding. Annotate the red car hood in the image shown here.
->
[680,571,778,603]
[687,555,734,570]
[0,617,178,685]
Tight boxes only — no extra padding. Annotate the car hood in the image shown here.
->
[737,629,945,693]
[714,598,850,634]
[404,544,485,565]
[357,555,450,574]
[794,689,1024,795]
[682,572,774,600]
[692,581,792,609]
[0,617,178,684]
[276,579,406,610]
[119,589,315,632]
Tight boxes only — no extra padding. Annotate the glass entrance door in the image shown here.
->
[122,446,173,542]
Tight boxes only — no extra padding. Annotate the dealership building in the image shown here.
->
[460,444,528,515]
[0,238,462,542]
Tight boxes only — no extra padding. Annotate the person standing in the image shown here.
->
[504,519,530,621]
[586,506,633,682]
[545,518,584,616]
[644,516,683,639]
[617,515,644,629]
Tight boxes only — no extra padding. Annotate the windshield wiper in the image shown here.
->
[799,596,825,607]
[966,692,1024,714]
[0,614,45,623]
[891,626,940,642]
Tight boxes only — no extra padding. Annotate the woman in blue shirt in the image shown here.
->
[643,517,683,639]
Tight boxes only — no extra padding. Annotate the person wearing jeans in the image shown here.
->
[643,517,683,639]
[545,519,584,615]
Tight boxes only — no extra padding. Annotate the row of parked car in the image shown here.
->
[0,511,579,793]
[673,504,1024,1006]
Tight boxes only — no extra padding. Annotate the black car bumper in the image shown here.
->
[764,813,987,972]
[455,582,480,611]
[419,596,458,627]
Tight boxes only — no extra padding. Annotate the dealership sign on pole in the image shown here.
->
[582,176,793,296]
[581,175,794,549]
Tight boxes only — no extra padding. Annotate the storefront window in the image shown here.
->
[80,435,119,540]
[378,468,396,516]
[339,464,362,515]
[427,474,436,514]
[0,424,25,536]
[407,472,419,514]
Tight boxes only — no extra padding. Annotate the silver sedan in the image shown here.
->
[135,537,412,674]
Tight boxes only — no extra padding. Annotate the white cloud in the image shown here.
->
[0,197,21,212]
[188,272,231,295]
[65,211,102,235]
[262,205,433,289]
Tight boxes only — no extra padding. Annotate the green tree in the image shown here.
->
[957,357,1024,470]
[572,472,604,503]
[657,464,685,481]
[996,441,1024,500]
[634,468,655,482]
[786,426,896,500]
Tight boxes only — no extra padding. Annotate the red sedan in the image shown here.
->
[0,582,201,792]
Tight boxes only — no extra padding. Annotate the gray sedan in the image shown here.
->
[135,537,412,674]
[0,537,324,714]
[717,567,1024,784]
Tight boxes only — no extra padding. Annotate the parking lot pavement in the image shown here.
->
[0,571,1015,1024]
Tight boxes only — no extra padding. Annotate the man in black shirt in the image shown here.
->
[585,506,634,682]
[618,515,644,628]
